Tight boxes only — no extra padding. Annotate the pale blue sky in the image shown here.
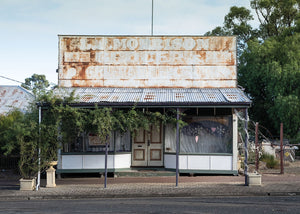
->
[0,0,256,86]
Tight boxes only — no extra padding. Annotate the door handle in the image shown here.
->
[147,140,150,146]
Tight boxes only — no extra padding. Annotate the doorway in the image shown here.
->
[131,124,163,167]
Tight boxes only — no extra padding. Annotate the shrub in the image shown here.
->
[260,153,279,169]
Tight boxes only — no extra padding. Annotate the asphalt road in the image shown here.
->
[0,196,300,214]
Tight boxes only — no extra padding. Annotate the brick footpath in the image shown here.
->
[0,174,300,200]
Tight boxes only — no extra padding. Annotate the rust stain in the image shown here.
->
[225,39,231,51]
[87,38,93,46]
[99,95,109,99]
[72,63,88,80]
[206,93,216,99]
[65,38,71,51]
[72,38,81,52]
[0,90,6,97]
[90,50,96,62]
[215,37,224,51]
[111,96,119,101]
[72,82,80,87]
[229,52,235,65]
[175,93,184,99]
[196,51,206,61]
[12,89,18,96]
[144,93,155,100]
[82,94,94,101]
[226,94,238,100]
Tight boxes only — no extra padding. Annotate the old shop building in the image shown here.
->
[56,35,251,175]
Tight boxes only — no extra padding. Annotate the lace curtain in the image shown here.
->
[164,116,233,154]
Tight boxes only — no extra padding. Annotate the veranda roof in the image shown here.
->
[54,87,251,108]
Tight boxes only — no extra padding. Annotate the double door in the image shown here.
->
[132,125,163,167]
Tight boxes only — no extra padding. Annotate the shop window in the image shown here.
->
[115,131,131,152]
[62,133,114,153]
[85,132,114,152]
[180,116,233,154]
[164,124,176,153]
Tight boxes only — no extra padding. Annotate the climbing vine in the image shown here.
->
[55,105,187,145]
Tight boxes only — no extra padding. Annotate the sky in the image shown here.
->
[0,0,257,86]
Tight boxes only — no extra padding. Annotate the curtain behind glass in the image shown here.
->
[115,131,131,152]
[180,116,233,154]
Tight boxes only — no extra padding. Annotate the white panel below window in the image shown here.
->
[83,155,114,169]
[211,156,232,170]
[188,156,210,170]
[62,155,83,169]
[114,154,131,168]
[179,156,188,169]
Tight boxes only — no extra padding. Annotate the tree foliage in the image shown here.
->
[251,0,300,38]
[205,0,300,138]
[205,6,256,58]
[0,110,24,155]
[21,73,50,96]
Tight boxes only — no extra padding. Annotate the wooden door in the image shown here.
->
[132,124,163,167]
[148,125,163,166]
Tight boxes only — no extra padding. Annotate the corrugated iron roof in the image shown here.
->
[0,86,34,114]
[54,87,251,107]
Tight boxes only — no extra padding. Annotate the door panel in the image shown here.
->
[132,128,147,166]
[132,125,163,167]
[135,128,145,143]
[151,126,161,143]
[148,125,163,166]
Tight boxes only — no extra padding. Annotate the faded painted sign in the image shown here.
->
[58,36,237,88]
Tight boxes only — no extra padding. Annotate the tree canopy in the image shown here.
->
[21,74,50,96]
[206,0,300,139]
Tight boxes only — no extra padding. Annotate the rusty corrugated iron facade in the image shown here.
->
[58,36,237,88]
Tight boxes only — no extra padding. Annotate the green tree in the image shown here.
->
[21,74,50,96]
[239,17,300,137]
[251,0,300,38]
[0,110,24,155]
[205,6,256,58]
[205,1,300,138]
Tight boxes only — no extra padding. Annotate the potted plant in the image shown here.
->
[18,121,60,190]
[18,121,39,191]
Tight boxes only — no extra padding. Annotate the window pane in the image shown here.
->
[165,124,176,153]
[115,131,131,152]
[180,116,233,154]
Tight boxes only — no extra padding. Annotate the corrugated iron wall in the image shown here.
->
[58,36,237,88]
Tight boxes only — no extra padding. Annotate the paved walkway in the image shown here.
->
[0,173,300,200]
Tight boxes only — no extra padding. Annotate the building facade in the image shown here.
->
[56,35,251,175]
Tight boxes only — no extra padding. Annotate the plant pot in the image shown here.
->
[48,161,58,169]
[19,178,36,191]
[45,160,58,188]
[247,173,262,186]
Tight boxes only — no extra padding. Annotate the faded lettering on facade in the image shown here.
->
[58,36,237,88]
